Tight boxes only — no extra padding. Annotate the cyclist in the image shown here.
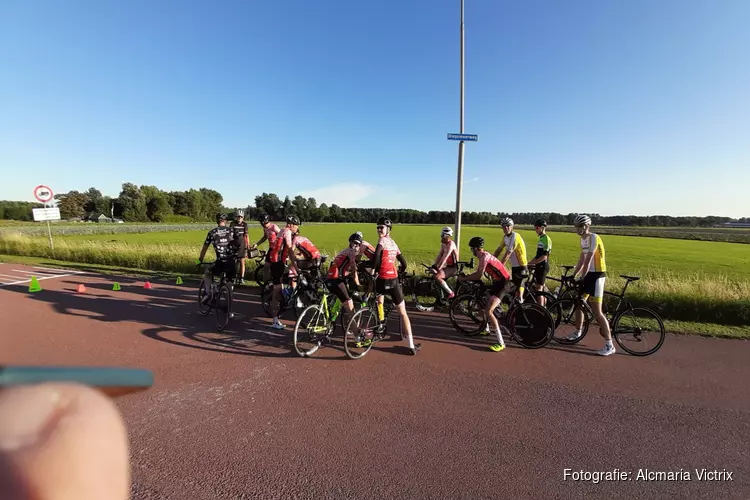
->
[229,209,250,284]
[197,213,237,304]
[494,217,528,302]
[430,226,459,299]
[250,214,280,284]
[526,218,552,306]
[288,229,322,303]
[355,230,377,293]
[326,232,363,328]
[372,217,420,355]
[457,236,511,352]
[568,214,615,356]
[267,215,300,330]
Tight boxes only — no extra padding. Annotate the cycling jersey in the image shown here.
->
[327,247,358,279]
[204,227,236,262]
[535,234,552,260]
[500,232,528,267]
[359,240,376,260]
[376,236,401,280]
[230,220,248,248]
[433,239,458,270]
[269,227,294,264]
[477,249,510,281]
[581,233,606,273]
[292,235,321,260]
[263,223,281,245]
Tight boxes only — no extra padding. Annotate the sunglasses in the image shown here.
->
[377,226,386,230]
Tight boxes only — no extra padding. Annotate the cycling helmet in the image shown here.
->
[574,214,592,226]
[349,232,363,244]
[376,217,392,228]
[286,214,301,226]
[355,231,363,238]
[259,214,269,224]
[216,212,228,222]
[235,209,245,217]
[500,217,514,227]
[534,218,547,227]
[468,236,484,249]
[441,226,453,237]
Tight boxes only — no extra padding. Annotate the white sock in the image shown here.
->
[407,333,415,350]
[495,329,505,346]
[273,316,279,324]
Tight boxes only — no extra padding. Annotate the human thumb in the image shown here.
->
[0,383,130,500]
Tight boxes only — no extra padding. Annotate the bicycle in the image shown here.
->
[248,249,267,286]
[260,257,330,319]
[411,259,476,312]
[448,281,555,349]
[547,274,666,356]
[197,262,234,331]
[342,271,408,359]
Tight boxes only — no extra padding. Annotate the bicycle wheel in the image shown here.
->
[507,303,554,349]
[215,283,232,331]
[254,265,266,287]
[448,293,486,336]
[344,307,378,359]
[413,278,441,312]
[260,283,274,317]
[612,307,665,356]
[293,304,331,357]
[198,281,212,315]
[548,297,591,344]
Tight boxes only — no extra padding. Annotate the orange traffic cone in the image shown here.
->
[144,281,152,289]
[76,284,86,293]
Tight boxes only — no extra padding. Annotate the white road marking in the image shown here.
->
[13,269,58,277]
[32,266,84,274]
[0,273,24,280]
[0,273,77,287]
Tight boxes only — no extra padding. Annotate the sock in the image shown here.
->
[496,328,505,346]
[273,316,279,324]
[439,280,453,295]
[606,339,614,348]
[407,332,415,350]
[377,302,384,321]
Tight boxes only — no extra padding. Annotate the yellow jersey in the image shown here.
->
[500,231,528,268]
[581,233,606,273]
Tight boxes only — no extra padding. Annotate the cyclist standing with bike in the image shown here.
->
[526,218,552,306]
[494,218,528,303]
[458,236,511,352]
[268,215,300,330]
[197,213,237,304]
[430,226,459,299]
[568,214,615,356]
[230,209,250,285]
[372,217,420,355]
[250,214,280,284]
[326,233,363,329]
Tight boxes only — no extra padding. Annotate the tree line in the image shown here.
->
[1,186,746,227]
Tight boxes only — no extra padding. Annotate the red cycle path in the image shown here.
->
[1,263,748,499]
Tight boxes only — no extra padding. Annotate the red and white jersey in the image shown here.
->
[269,227,294,263]
[293,235,321,260]
[359,240,376,260]
[263,223,281,245]
[477,249,510,281]
[377,236,401,280]
[327,247,358,279]
[433,239,458,270]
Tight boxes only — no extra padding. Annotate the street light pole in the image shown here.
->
[454,0,466,250]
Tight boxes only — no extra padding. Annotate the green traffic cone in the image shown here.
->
[28,276,42,293]
[176,276,183,285]
[112,282,121,291]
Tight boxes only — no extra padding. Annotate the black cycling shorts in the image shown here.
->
[375,277,404,306]
[325,278,350,303]
[489,278,510,300]
[211,258,237,282]
[533,263,549,285]
[511,266,528,288]
[270,261,286,285]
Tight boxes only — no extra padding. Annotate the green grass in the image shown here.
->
[2,223,749,327]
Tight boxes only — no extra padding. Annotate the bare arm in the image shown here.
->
[198,243,210,262]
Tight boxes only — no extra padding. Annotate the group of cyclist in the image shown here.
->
[198,210,614,358]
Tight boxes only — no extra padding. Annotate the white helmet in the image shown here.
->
[574,214,592,226]
[500,217,514,227]
[441,226,453,237]
[356,231,363,238]
[235,209,245,217]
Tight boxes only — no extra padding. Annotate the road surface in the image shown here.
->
[1,263,748,499]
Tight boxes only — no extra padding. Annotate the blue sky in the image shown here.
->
[1,0,749,217]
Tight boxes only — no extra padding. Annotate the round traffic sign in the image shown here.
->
[33,185,54,203]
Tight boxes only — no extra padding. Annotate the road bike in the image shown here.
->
[259,257,330,319]
[448,281,555,349]
[197,261,234,331]
[547,274,666,356]
[248,249,268,286]
[411,259,476,312]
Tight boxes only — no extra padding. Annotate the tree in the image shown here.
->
[118,183,148,222]
[55,191,88,219]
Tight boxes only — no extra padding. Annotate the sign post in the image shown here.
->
[33,185,57,251]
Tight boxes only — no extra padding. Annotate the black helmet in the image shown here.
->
[468,236,484,249]
[216,212,228,222]
[286,214,300,226]
[534,218,548,227]
[349,232,363,244]
[259,214,269,224]
[376,217,392,228]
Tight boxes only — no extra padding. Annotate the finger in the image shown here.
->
[0,383,130,500]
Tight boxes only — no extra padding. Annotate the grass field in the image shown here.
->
[2,223,749,327]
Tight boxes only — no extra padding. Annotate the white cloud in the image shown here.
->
[467,176,480,183]
[300,183,376,208]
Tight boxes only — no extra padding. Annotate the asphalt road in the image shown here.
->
[2,263,748,499]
